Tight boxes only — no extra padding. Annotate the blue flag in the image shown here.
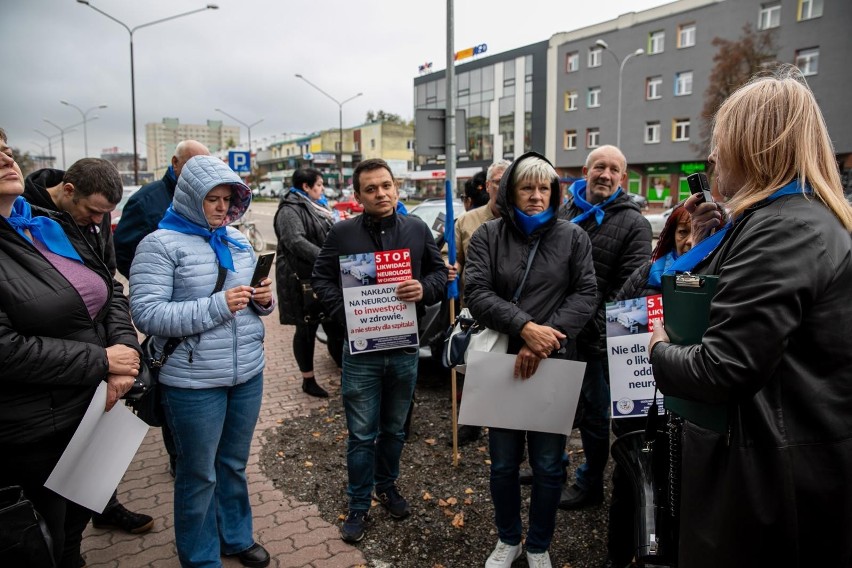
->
[444,179,459,299]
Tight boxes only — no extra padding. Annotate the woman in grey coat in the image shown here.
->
[130,155,274,568]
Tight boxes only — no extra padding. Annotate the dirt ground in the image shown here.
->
[261,360,616,568]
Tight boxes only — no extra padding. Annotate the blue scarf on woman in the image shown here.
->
[667,179,810,274]
[290,187,329,207]
[7,196,82,262]
[158,205,249,271]
[513,206,555,235]
[569,179,622,225]
[647,250,678,289]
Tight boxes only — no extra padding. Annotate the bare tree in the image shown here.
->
[698,23,778,156]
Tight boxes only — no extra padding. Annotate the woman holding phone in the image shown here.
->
[130,155,274,568]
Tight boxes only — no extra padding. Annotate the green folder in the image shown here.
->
[661,273,728,434]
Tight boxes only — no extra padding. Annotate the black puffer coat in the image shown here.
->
[274,191,334,325]
[464,152,597,356]
[0,208,140,446]
[558,190,651,358]
[651,194,852,567]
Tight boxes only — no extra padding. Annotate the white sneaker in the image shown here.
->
[526,549,552,568]
[485,540,522,568]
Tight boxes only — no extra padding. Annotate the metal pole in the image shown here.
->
[214,108,263,184]
[44,119,67,169]
[62,101,108,158]
[76,1,219,182]
[446,0,459,467]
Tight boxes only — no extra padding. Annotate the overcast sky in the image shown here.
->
[3,0,673,165]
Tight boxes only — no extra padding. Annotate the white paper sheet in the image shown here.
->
[45,382,150,513]
[458,351,586,436]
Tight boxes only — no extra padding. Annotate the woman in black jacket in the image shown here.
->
[650,69,852,567]
[0,129,141,568]
[274,168,343,397]
[464,152,597,568]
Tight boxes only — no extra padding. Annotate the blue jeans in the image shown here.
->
[575,358,611,493]
[161,374,264,568]
[341,345,418,511]
[489,428,567,553]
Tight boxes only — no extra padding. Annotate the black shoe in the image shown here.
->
[302,377,329,398]
[226,542,270,568]
[374,485,410,519]
[92,502,154,534]
[519,467,534,485]
[457,425,482,446]
[558,483,604,510]
[340,510,369,543]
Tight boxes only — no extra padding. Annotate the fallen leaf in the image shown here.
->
[437,499,449,507]
[445,497,458,505]
[425,438,437,446]
[442,508,455,517]
[276,418,284,424]
[304,461,313,467]
[484,459,492,465]
[324,417,335,423]
[276,451,284,457]
[451,512,464,528]
[311,432,321,438]
[371,498,380,507]
[464,498,473,505]
[338,514,346,521]
[422,492,433,501]
[464,488,474,494]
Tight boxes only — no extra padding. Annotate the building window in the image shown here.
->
[648,30,665,54]
[795,47,819,75]
[565,51,579,72]
[645,122,661,144]
[673,119,690,142]
[759,2,781,29]
[674,71,693,96]
[586,128,600,148]
[564,130,577,150]
[370,139,376,150]
[564,90,578,111]
[588,87,601,108]
[678,23,696,48]
[646,76,663,100]
[798,0,823,20]
[588,46,603,68]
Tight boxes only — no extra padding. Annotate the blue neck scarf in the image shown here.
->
[647,250,678,289]
[7,197,83,263]
[166,165,177,183]
[667,179,810,274]
[569,179,622,225]
[158,205,249,271]
[291,187,329,207]
[513,206,555,235]
[396,201,408,216]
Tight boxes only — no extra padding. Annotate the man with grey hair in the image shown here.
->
[557,145,652,510]
[114,139,210,278]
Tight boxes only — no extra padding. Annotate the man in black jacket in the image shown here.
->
[113,139,209,278]
[312,159,447,544]
[557,145,652,510]
[23,158,155,536]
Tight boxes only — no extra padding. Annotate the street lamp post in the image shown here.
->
[42,119,73,169]
[214,109,263,184]
[294,74,363,189]
[76,0,218,184]
[595,39,644,148]
[33,129,63,163]
[61,100,107,157]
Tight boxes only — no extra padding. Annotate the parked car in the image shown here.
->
[408,198,465,248]
[110,185,141,232]
[645,207,673,238]
[397,187,411,201]
[628,192,649,210]
[332,194,364,215]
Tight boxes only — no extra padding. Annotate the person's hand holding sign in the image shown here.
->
[396,279,423,302]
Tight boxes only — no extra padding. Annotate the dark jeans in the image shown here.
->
[489,428,567,553]
[340,345,418,511]
[0,434,92,568]
[294,321,344,372]
[574,358,611,493]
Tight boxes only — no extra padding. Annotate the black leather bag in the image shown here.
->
[0,486,55,567]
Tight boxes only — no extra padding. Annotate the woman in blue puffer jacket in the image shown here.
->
[130,155,273,568]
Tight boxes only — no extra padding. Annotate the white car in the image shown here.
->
[645,207,672,238]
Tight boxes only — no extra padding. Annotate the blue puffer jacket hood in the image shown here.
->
[174,155,252,227]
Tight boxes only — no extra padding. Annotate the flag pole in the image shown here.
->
[446,0,459,466]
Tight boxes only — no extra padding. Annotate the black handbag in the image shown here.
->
[0,486,56,568]
[125,265,228,427]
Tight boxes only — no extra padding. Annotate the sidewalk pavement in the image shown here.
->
[81,307,366,568]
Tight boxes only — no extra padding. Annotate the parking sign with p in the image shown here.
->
[229,151,251,173]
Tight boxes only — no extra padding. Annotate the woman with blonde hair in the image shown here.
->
[649,67,852,567]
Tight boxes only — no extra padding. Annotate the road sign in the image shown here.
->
[229,151,251,173]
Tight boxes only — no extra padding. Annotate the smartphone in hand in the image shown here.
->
[687,172,714,204]
[251,252,275,287]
